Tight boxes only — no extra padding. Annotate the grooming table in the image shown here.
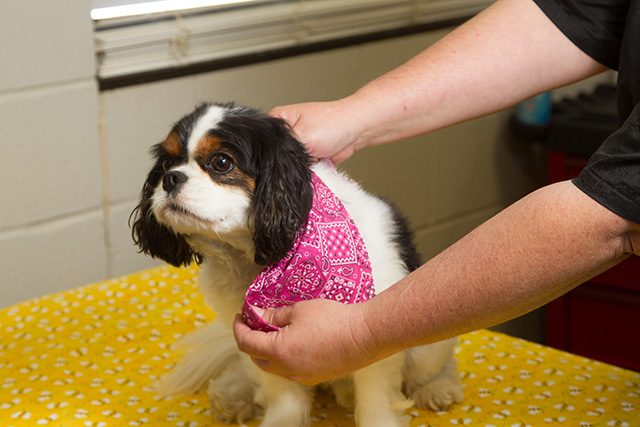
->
[1,265,638,426]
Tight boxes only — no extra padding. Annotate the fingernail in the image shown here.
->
[252,306,266,317]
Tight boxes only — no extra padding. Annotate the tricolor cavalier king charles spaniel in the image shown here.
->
[131,103,462,427]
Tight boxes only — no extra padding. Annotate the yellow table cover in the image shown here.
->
[1,265,638,426]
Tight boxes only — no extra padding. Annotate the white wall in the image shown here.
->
[0,2,549,346]
[0,1,106,306]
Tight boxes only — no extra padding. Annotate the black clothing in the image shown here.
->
[534,0,640,223]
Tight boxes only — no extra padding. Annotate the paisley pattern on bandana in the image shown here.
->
[242,172,374,332]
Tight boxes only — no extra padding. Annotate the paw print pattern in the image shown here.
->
[0,266,638,426]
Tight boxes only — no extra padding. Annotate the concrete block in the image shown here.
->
[0,0,95,92]
[429,112,545,223]
[341,135,435,231]
[413,204,501,262]
[0,210,107,307]
[193,46,361,110]
[107,201,162,277]
[355,29,450,85]
[0,81,102,229]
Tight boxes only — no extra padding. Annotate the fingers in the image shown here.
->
[268,102,357,162]
[233,314,295,378]
[251,356,271,370]
[262,305,294,327]
[232,305,295,358]
[269,105,300,127]
[330,148,354,165]
[232,314,276,359]
[232,300,360,385]
[268,105,286,118]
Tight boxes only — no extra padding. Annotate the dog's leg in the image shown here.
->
[331,378,355,409]
[158,321,261,422]
[353,353,413,427]
[255,371,312,427]
[403,338,463,411]
[207,357,260,423]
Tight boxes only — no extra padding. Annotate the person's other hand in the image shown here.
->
[233,299,378,385]
[270,98,367,163]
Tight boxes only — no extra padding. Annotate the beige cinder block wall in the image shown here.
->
[0,0,105,306]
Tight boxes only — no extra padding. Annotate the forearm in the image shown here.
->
[233,182,638,384]
[347,0,606,149]
[361,181,639,356]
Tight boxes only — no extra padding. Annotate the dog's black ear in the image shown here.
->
[251,117,313,265]
[130,163,201,267]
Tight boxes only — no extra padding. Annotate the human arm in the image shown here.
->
[272,0,606,162]
[234,180,640,384]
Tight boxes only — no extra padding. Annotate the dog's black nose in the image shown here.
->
[163,170,188,194]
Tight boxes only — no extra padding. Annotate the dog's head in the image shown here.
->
[130,102,313,267]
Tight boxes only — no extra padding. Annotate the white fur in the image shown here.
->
[153,163,251,237]
[312,161,410,294]
[187,105,226,154]
[154,127,463,427]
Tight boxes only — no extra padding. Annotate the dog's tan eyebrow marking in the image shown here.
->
[195,135,223,159]
[194,134,255,193]
[162,132,181,157]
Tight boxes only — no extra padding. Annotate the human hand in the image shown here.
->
[233,299,379,385]
[270,98,368,163]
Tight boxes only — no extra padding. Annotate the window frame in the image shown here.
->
[94,0,493,90]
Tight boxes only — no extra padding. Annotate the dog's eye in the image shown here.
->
[210,153,234,174]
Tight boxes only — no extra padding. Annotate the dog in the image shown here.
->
[131,102,463,427]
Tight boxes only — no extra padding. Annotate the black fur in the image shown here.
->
[130,102,313,267]
[382,198,422,273]
[130,160,202,267]
[212,107,313,265]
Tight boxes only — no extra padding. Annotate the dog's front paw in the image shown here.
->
[208,377,261,423]
[409,376,463,412]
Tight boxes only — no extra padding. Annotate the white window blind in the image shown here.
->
[94,0,491,82]
[91,0,263,21]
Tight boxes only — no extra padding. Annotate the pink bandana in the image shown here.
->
[242,169,375,332]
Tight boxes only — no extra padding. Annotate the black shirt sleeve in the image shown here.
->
[533,0,629,69]
[534,0,639,224]
[573,102,640,224]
